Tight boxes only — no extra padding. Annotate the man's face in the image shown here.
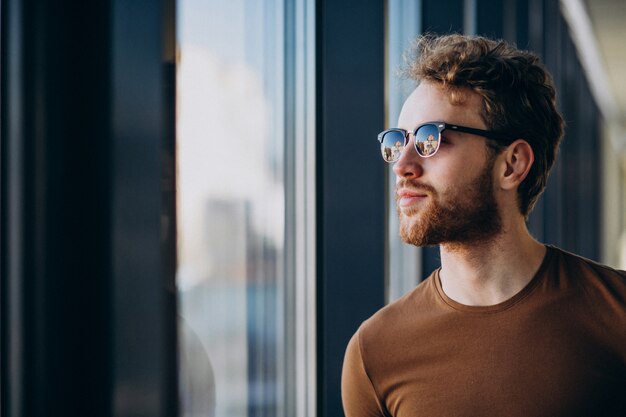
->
[394,82,502,247]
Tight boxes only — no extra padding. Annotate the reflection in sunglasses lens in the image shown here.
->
[381,131,405,162]
[415,124,439,156]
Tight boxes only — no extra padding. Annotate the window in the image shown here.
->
[176,0,315,416]
[386,0,423,302]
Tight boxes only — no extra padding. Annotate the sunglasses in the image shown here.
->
[377,122,515,162]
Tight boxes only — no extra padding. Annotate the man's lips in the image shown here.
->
[396,188,429,208]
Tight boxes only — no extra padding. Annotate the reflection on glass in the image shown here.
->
[176,1,288,416]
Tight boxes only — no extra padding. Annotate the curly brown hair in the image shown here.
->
[403,33,564,217]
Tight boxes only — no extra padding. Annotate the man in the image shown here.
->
[342,34,626,417]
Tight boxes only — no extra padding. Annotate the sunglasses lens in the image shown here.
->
[380,130,406,162]
[415,124,440,157]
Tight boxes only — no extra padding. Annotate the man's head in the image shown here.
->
[403,33,564,216]
[394,81,504,247]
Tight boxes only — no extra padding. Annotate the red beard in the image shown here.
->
[397,157,502,247]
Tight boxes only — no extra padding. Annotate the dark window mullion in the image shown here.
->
[316,1,386,416]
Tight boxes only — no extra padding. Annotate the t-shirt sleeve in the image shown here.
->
[342,330,387,417]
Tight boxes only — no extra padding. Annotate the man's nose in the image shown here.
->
[392,136,424,179]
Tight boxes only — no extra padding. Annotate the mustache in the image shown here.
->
[396,179,436,194]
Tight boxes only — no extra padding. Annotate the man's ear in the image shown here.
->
[498,139,534,190]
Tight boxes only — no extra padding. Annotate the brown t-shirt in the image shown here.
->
[342,246,626,417]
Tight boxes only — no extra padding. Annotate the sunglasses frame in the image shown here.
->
[377,121,516,162]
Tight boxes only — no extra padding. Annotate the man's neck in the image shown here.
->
[437,221,547,306]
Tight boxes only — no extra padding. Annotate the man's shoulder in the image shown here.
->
[549,245,626,283]
[357,273,438,343]
[548,245,626,312]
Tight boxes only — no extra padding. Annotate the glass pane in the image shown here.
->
[175,1,315,416]
[386,0,423,302]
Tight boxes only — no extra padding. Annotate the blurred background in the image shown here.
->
[2,0,625,417]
